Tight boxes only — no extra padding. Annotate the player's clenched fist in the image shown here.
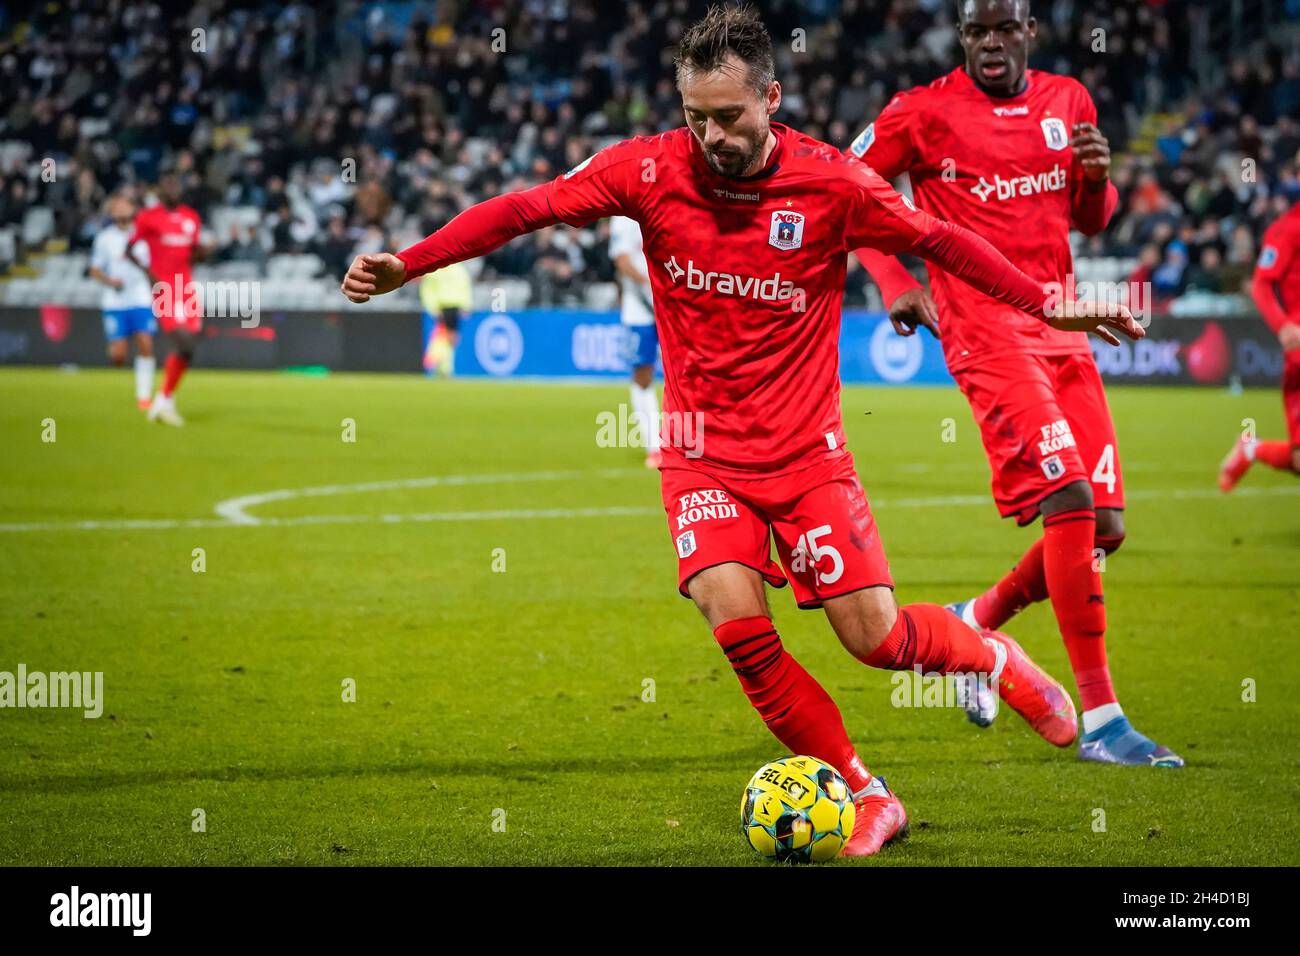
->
[341,253,407,303]
[1046,300,1144,346]
[1070,122,1111,183]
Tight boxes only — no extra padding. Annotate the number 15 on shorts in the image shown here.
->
[790,525,844,586]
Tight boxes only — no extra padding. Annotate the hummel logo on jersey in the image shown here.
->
[662,256,801,302]
[713,187,759,202]
[993,105,1030,117]
[969,164,1067,203]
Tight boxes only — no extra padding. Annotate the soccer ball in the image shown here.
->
[740,755,856,863]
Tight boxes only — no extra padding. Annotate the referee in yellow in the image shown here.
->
[419,261,473,376]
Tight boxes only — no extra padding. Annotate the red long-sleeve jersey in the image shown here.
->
[397,122,1052,477]
[847,67,1118,373]
[1253,202,1300,334]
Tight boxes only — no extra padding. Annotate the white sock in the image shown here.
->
[960,600,982,630]
[630,383,661,452]
[1082,702,1124,735]
[134,355,155,401]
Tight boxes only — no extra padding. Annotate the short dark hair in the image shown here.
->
[673,3,775,95]
[956,0,1031,24]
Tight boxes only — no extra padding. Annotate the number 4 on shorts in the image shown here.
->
[1092,444,1116,494]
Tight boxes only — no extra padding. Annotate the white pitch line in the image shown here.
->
[213,467,644,525]
[0,479,1296,535]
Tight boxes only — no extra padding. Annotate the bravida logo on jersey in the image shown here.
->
[969,164,1068,203]
[661,256,802,302]
[769,211,805,250]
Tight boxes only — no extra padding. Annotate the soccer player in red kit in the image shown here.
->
[1219,200,1300,488]
[849,0,1182,768]
[341,5,1143,854]
[127,172,206,426]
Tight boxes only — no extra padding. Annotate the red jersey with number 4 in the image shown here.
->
[129,203,201,296]
[1255,202,1300,332]
[547,123,939,477]
[848,67,1117,373]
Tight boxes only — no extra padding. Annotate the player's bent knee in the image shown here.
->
[687,563,767,630]
[1095,509,1126,553]
[824,586,898,660]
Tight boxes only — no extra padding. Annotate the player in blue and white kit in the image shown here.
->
[89,193,156,408]
[609,215,661,467]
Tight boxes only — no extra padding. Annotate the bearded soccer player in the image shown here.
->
[341,4,1143,855]
[1219,200,1300,488]
[127,172,206,426]
[848,0,1182,768]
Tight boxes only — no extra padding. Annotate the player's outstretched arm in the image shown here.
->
[908,218,1143,346]
[340,183,561,303]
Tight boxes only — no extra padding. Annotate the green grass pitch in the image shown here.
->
[1,367,1297,866]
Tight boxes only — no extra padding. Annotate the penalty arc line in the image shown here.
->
[0,476,1296,534]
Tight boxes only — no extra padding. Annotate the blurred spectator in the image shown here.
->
[217,224,269,274]
[0,0,1294,304]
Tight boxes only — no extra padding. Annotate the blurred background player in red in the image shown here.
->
[1221,200,1300,488]
[88,192,156,408]
[126,171,207,426]
[848,0,1182,767]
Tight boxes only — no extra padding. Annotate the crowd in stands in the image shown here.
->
[0,0,1296,306]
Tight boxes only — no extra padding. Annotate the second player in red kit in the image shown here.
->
[128,171,205,426]
[850,0,1182,767]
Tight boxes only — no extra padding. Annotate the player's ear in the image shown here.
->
[766,80,782,117]
[1026,16,1037,39]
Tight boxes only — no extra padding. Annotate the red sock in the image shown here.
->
[1255,440,1297,471]
[974,526,1126,629]
[161,354,189,398]
[1042,508,1116,711]
[714,616,872,793]
[973,538,1048,630]
[859,604,996,674]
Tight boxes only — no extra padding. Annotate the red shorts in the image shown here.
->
[659,447,893,609]
[954,351,1124,525]
[153,275,202,334]
[1284,351,1300,447]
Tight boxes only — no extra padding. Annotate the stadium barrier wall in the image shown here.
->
[0,306,1286,387]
